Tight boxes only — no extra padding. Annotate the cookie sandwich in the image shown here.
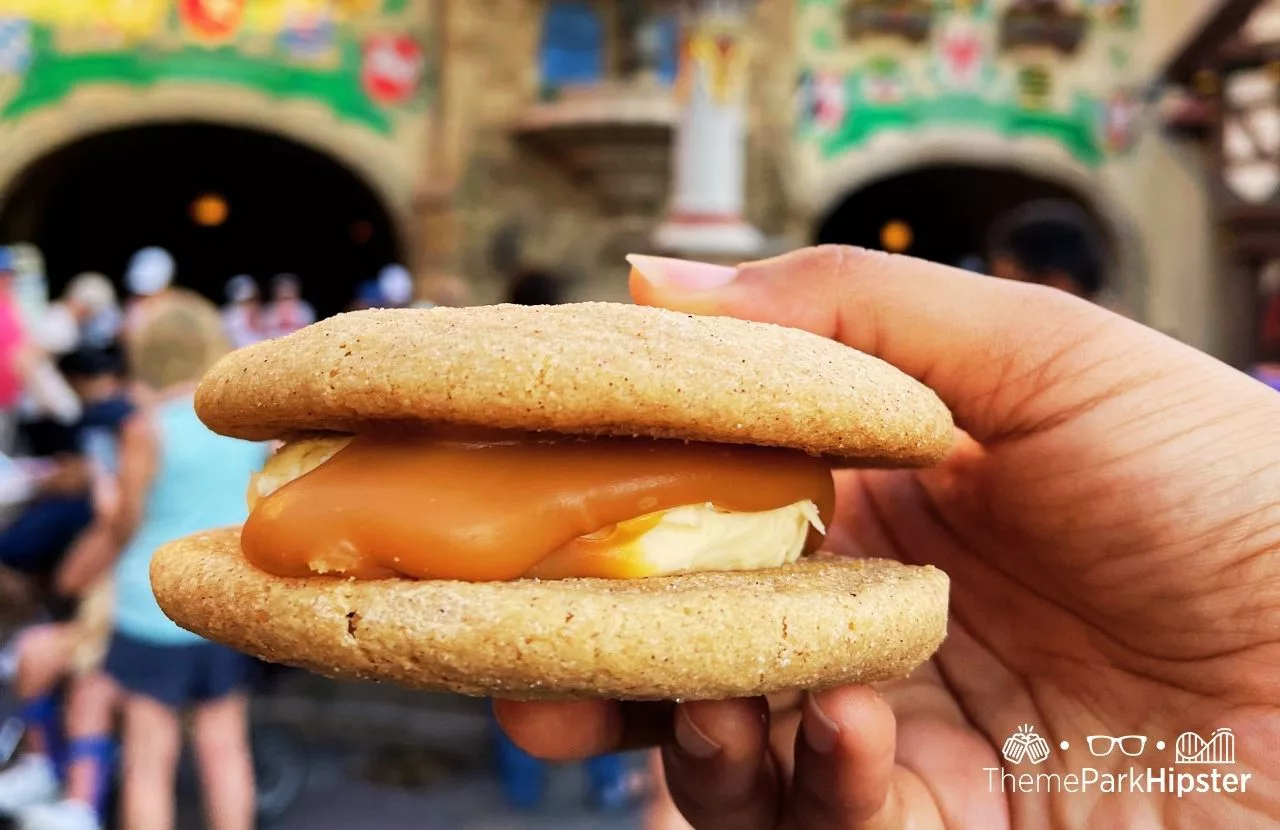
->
[151,302,954,700]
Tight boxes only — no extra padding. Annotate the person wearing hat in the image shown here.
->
[376,264,414,309]
[121,247,176,339]
[38,275,123,357]
[66,275,123,353]
[220,276,264,350]
[261,273,315,339]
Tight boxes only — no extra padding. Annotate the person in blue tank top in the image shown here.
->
[21,291,267,830]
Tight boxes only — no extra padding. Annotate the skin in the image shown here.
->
[494,246,1280,829]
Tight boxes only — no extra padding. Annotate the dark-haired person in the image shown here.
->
[989,200,1105,300]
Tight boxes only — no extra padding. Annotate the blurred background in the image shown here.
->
[0,0,1275,828]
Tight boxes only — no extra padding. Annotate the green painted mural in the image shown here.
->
[0,0,430,135]
[795,0,1142,168]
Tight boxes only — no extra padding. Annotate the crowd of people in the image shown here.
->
[0,246,444,830]
[0,245,619,829]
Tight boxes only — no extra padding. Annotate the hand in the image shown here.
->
[494,247,1280,829]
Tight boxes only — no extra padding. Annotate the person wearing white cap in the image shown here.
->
[67,274,123,351]
[122,247,176,337]
[37,274,124,357]
[376,264,414,309]
[221,275,265,350]
[124,247,173,299]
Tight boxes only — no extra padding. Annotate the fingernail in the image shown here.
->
[802,692,840,755]
[626,254,738,291]
[673,705,722,759]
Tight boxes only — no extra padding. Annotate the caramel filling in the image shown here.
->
[241,431,835,582]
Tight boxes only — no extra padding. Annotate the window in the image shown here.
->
[540,1,604,90]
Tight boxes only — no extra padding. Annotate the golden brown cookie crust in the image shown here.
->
[195,304,953,465]
[152,529,949,701]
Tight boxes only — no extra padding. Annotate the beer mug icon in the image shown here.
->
[1002,724,1052,765]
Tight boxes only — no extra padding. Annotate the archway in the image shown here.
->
[814,164,1113,283]
[0,123,404,319]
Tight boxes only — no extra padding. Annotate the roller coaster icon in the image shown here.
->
[1174,728,1235,765]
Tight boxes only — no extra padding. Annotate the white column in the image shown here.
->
[654,0,765,258]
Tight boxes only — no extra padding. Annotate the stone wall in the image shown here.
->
[428,0,809,305]
[430,0,661,304]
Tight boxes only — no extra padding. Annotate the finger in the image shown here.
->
[492,699,672,761]
[626,248,1155,443]
[661,698,777,830]
[786,686,901,829]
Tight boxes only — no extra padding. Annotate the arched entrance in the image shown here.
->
[814,164,1113,281]
[0,123,404,318]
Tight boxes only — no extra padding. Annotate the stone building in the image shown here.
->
[0,1,1246,360]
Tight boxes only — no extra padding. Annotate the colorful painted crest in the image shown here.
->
[279,8,337,62]
[361,33,423,105]
[936,16,986,92]
[1015,64,1053,110]
[179,0,247,43]
[861,55,907,105]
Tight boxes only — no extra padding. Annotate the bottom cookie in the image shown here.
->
[150,528,949,701]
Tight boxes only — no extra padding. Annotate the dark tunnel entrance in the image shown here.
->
[815,164,1112,282]
[0,123,403,319]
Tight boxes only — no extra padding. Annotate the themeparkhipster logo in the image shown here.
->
[986,724,1251,798]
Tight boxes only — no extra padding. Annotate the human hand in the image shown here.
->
[495,247,1280,829]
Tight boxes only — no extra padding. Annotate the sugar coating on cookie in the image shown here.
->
[195,303,954,464]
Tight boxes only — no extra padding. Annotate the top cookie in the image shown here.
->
[195,303,954,464]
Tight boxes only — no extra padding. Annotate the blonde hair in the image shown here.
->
[126,289,229,392]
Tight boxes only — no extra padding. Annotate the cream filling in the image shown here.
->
[248,437,825,577]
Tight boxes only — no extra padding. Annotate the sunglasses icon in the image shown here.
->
[1086,735,1147,757]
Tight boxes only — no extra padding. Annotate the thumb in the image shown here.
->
[627,246,1156,444]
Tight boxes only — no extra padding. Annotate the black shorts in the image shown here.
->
[103,631,252,709]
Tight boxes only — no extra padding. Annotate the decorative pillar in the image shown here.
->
[653,0,764,259]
